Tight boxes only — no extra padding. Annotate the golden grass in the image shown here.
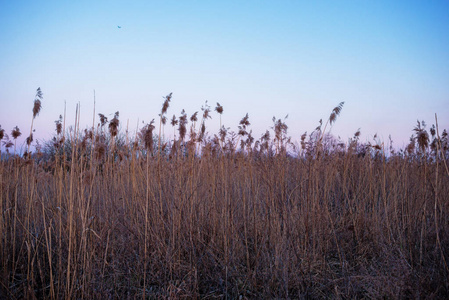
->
[0,96,448,298]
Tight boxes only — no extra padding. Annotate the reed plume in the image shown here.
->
[202,101,211,120]
[0,126,4,159]
[159,93,172,156]
[98,113,108,127]
[329,101,344,126]
[170,115,178,127]
[55,115,63,135]
[414,120,429,152]
[108,111,120,137]
[11,126,21,139]
[27,87,43,154]
[215,102,224,147]
[141,120,155,153]
[33,87,43,118]
[215,102,223,114]
[178,110,188,141]
[190,111,198,123]
[219,126,227,144]
[238,113,250,136]
[198,101,211,144]
[0,126,4,146]
[26,134,33,146]
[2,95,449,299]
[272,116,288,154]
[170,114,178,141]
[260,130,270,153]
[11,126,21,155]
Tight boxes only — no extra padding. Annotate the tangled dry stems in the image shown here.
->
[0,96,448,299]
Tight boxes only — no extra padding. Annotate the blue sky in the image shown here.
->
[1,0,448,152]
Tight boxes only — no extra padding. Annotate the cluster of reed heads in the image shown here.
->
[0,88,448,298]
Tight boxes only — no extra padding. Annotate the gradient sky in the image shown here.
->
[1,0,448,152]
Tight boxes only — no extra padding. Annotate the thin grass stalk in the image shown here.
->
[42,188,55,299]
[143,148,150,299]
[434,114,449,272]
[66,103,79,298]
[11,157,20,293]
[435,114,449,178]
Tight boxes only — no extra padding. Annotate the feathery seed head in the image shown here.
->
[179,110,188,140]
[202,101,211,120]
[200,122,206,136]
[108,111,120,137]
[26,134,33,146]
[32,87,43,118]
[55,115,63,135]
[219,126,227,142]
[238,129,246,136]
[246,131,254,147]
[33,100,42,118]
[4,140,13,149]
[171,115,178,127]
[161,92,172,115]
[406,136,415,155]
[430,125,436,138]
[189,126,197,142]
[12,126,21,139]
[86,129,94,140]
[300,132,307,142]
[215,102,223,114]
[239,113,250,127]
[417,130,429,152]
[98,113,108,127]
[141,120,155,151]
[261,130,270,142]
[315,119,323,132]
[273,118,288,140]
[413,120,429,152]
[329,102,344,126]
[190,111,198,122]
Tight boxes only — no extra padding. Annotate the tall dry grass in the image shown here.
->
[0,93,448,298]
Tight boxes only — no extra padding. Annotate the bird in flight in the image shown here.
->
[117,26,121,29]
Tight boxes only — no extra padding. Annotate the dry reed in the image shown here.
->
[0,96,448,299]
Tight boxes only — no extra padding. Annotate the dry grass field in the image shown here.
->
[1,93,448,298]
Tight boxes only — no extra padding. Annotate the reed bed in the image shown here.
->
[0,92,448,298]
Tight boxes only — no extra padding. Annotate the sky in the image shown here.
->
[1,0,448,153]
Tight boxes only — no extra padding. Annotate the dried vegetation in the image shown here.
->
[0,90,449,298]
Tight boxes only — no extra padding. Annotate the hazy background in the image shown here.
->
[1,0,448,152]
